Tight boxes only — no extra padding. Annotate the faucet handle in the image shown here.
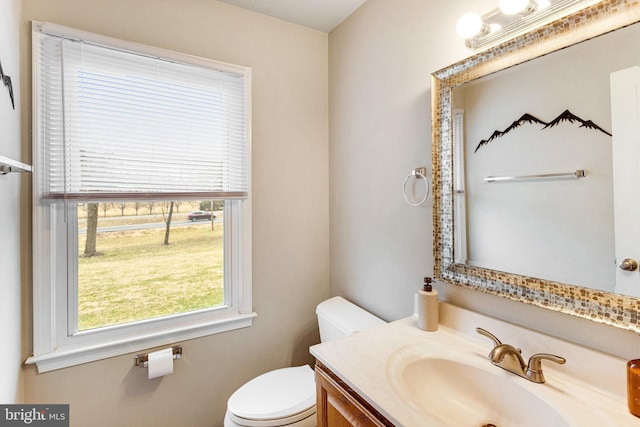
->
[526,353,567,383]
[476,327,502,347]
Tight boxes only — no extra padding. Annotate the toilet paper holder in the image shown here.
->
[134,346,182,368]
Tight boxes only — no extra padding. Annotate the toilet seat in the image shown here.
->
[227,365,316,427]
[227,406,315,427]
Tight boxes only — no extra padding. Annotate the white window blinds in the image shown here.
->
[33,23,250,202]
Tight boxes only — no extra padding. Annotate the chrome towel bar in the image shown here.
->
[0,155,32,175]
[484,169,585,183]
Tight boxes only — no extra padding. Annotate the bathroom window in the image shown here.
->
[29,22,254,372]
[453,109,468,264]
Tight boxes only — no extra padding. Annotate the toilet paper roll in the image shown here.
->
[147,348,174,379]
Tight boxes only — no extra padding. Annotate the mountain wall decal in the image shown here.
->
[0,60,14,110]
[474,109,611,153]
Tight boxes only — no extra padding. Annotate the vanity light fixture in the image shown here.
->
[457,0,602,50]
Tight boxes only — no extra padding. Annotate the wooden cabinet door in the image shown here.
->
[315,363,393,427]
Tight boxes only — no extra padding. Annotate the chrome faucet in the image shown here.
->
[476,327,566,383]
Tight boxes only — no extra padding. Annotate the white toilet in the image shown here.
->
[223,296,386,427]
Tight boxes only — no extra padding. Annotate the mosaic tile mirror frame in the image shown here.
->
[432,0,640,332]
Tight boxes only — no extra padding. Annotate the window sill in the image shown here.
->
[26,312,256,373]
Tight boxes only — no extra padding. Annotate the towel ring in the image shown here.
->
[403,168,430,206]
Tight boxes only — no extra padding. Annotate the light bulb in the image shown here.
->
[499,0,533,15]
[456,12,485,39]
[537,0,550,9]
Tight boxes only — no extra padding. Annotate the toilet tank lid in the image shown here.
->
[227,365,315,420]
[316,296,386,335]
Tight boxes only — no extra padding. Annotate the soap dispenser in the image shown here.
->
[628,359,640,417]
[417,277,438,331]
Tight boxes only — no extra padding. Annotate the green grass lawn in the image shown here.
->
[78,223,224,331]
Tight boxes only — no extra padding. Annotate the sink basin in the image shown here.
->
[388,354,570,427]
[313,316,631,427]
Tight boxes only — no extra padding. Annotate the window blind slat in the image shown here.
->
[35,31,249,200]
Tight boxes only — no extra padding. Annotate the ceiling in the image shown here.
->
[218,0,369,32]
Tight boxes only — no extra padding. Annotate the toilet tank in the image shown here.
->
[316,296,386,343]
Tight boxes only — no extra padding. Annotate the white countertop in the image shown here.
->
[310,303,640,426]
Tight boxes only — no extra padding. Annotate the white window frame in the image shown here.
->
[27,22,254,373]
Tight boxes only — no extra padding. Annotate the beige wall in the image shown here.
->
[20,1,329,426]
[0,0,24,404]
[329,0,640,361]
[328,0,489,320]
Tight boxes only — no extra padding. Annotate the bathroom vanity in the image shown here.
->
[311,302,638,426]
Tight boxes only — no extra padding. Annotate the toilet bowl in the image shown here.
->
[224,365,316,427]
[223,297,386,427]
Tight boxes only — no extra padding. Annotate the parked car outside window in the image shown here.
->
[188,211,215,221]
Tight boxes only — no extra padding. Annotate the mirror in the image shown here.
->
[432,0,640,332]
[453,22,640,293]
